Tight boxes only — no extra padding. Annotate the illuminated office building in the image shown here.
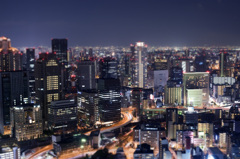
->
[133,123,166,150]
[99,57,118,79]
[76,60,96,90]
[0,71,29,135]
[35,53,61,124]
[10,104,42,141]
[78,90,99,124]
[98,78,121,122]
[48,100,77,134]
[0,36,22,72]
[219,51,230,77]
[164,86,183,106]
[52,39,68,65]
[130,42,148,88]
[26,48,35,97]
[183,72,209,106]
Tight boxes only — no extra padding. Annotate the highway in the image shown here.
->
[84,110,133,136]
[27,109,133,159]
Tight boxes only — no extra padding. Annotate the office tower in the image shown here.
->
[169,66,183,85]
[35,53,61,124]
[172,57,191,73]
[0,71,29,135]
[124,53,131,76]
[99,57,118,79]
[153,58,168,70]
[48,100,77,134]
[51,39,68,65]
[131,42,148,88]
[76,60,96,90]
[183,72,209,106]
[98,78,121,122]
[78,90,99,125]
[0,36,22,72]
[219,51,229,77]
[10,104,42,141]
[133,123,166,150]
[89,48,93,58]
[131,88,143,116]
[26,48,35,97]
[194,52,208,72]
[164,85,183,106]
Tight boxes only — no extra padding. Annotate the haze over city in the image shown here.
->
[2,0,240,47]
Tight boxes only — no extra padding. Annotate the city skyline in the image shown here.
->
[2,0,240,47]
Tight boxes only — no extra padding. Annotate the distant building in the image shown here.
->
[52,39,68,65]
[0,37,22,72]
[48,100,77,134]
[130,42,148,88]
[10,104,42,141]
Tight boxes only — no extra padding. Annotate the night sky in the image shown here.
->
[1,0,240,47]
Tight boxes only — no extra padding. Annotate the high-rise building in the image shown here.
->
[48,100,77,134]
[76,60,96,90]
[131,42,148,88]
[99,57,118,79]
[26,48,35,97]
[98,78,121,122]
[0,71,29,135]
[78,90,99,124]
[164,85,183,106]
[183,72,209,106]
[10,104,42,141]
[131,88,143,116]
[51,39,68,65]
[133,123,166,150]
[35,53,61,124]
[219,51,229,77]
[0,36,22,72]
[169,67,183,85]
[194,53,208,72]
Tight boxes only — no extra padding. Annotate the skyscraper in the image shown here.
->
[35,53,61,124]
[0,36,22,72]
[131,42,148,88]
[52,39,69,97]
[76,60,96,90]
[0,71,29,135]
[99,57,118,79]
[219,51,229,77]
[98,78,121,122]
[26,48,35,97]
[51,39,68,65]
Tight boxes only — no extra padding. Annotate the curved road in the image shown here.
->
[27,110,133,159]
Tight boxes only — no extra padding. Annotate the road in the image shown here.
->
[27,110,133,159]
[28,145,53,159]
[84,110,133,136]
